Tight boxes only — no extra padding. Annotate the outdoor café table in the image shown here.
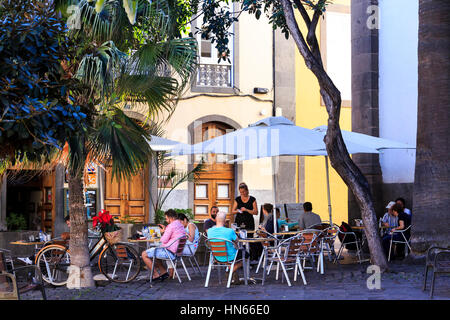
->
[238,237,276,285]
[10,240,45,263]
[352,225,389,245]
[273,231,301,236]
[128,238,161,250]
[10,240,45,252]
[348,225,388,263]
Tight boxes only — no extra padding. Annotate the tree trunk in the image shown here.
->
[280,0,388,270]
[411,0,450,254]
[67,169,95,288]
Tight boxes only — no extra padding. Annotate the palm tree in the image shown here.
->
[53,0,198,288]
[411,0,450,254]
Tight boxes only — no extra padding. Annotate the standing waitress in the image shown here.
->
[232,182,260,263]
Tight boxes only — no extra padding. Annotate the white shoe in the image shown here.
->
[18,257,33,265]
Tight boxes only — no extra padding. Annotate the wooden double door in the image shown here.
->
[193,122,235,221]
[104,168,149,223]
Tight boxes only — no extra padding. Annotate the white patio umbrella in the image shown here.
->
[146,135,190,152]
[230,120,414,228]
[170,117,376,157]
[169,116,378,232]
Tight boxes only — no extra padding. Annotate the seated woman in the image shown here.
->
[178,213,200,255]
[141,209,186,282]
[258,203,276,235]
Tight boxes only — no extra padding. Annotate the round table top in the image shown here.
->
[128,238,161,243]
[238,237,276,243]
[352,225,389,230]
[273,231,302,236]
[10,240,44,245]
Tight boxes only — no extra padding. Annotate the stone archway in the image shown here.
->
[187,115,243,220]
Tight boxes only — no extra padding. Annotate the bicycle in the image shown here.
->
[34,228,141,286]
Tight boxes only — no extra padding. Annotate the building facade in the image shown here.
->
[295,0,352,225]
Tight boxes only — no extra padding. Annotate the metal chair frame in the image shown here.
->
[0,265,46,300]
[204,237,247,288]
[200,232,212,266]
[296,229,324,273]
[335,229,363,264]
[388,225,412,261]
[422,246,450,299]
[149,235,190,284]
[0,248,15,274]
[319,226,339,262]
[254,229,278,274]
[181,241,203,276]
[260,234,308,286]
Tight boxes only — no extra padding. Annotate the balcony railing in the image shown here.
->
[196,64,232,87]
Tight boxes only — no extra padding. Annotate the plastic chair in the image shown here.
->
[204,238,247,288]
[149,235,190,284]
[422,246,450,299]
[388,225,412,261]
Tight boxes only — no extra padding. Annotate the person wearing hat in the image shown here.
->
[381,201,398,235]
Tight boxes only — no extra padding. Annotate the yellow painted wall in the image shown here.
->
[295,0,351,224]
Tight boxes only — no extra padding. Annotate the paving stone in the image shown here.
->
[18,259,450,300]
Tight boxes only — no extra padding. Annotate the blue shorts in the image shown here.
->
[145,247,176,260]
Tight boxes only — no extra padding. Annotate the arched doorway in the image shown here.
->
[193,121,235,220]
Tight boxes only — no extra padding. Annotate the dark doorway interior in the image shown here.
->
[6,171,43,231]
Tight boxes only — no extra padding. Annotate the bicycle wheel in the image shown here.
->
[35,245,71,286]
[98,243,141,283]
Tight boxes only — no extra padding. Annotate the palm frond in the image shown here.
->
[86,106,152,181]
[156,159,205,212]
[74,40,127,98]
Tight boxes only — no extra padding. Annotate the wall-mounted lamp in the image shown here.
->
[253,87,269,94]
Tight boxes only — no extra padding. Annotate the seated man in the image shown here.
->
[395,197,412,217]
[141,209,186,282]
[61,215,71,241]
[381,201,398,235]
[298,202,322,230]
[276,208,299,231]
[204,206,218,232]
[207,212,248,284]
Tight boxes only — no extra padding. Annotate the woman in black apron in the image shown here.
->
[232,182,260,262]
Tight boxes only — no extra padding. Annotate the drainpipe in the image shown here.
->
[272,28,276,117]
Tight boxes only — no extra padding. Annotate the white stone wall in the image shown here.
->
[378,0,418,183]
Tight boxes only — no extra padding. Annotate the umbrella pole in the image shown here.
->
[324,156,332,225]
[272,157,278,234]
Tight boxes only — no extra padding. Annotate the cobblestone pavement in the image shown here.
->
[20,255,450,301]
